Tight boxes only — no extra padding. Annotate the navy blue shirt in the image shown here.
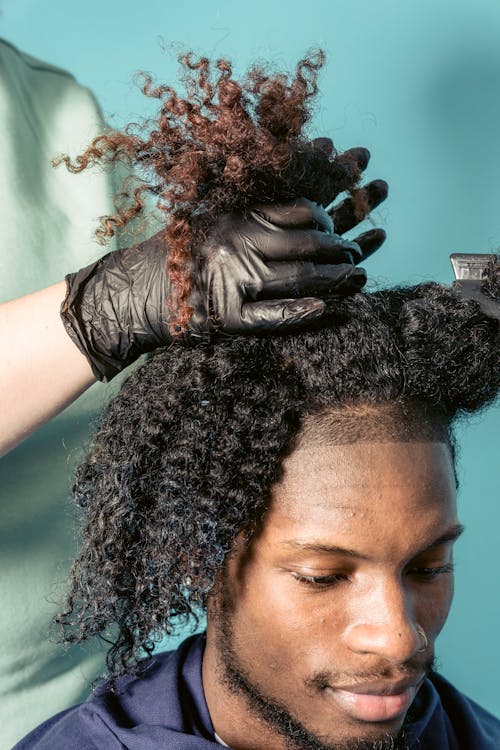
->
[13,634,500,749]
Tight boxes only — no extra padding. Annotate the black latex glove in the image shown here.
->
[61,149,388,382]
[61,201,359,381]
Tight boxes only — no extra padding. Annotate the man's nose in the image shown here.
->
[342,579,424,663]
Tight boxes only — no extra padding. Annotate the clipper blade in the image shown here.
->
[450,253,498,281]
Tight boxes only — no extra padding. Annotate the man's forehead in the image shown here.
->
[269,440,457,525]
[237,440,459,565]
[278,439,453,481]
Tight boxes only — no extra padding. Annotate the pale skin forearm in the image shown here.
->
[0,281,96,456]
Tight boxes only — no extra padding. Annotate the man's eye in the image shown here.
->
[410,563,455,581]
[291,572,347,588]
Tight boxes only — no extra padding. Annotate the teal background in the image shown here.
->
[1,0,499,715]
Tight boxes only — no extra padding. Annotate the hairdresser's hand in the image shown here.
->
[188,200,367,340]
[61,201,366,380]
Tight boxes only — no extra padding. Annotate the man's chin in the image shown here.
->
[287,709,409,750]
[222,664,411,750]
[303,684,423,750]
[321,719,407,748]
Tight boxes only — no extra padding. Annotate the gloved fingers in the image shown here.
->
[256,261,366,299]
[329,179,388,235]
[252,226,362,264]
[352,228,387,261]
[251,197,333,233]
[238,298,326,332]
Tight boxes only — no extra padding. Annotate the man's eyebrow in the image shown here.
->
[418,523,465,554]
[282,540,370,560]
[282,523,465,560]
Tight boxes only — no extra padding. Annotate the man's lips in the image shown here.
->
[335,676,423,696]
[325,676,425,723]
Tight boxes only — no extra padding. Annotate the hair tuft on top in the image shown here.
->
[54,49,364,333]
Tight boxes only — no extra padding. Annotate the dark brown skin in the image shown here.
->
[203,440,462,749]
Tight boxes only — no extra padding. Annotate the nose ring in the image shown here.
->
[416,625,428,652]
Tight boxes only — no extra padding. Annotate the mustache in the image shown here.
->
[306,656,436,691]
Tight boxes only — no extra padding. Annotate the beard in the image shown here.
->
[214,591,433,750]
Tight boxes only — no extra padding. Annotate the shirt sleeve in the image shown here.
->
[11,704,127,750]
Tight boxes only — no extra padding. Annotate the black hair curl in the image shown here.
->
[58,279,500,678]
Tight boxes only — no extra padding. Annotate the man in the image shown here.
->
[14,274,500,749]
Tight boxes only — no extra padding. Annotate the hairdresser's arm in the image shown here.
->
[0,282,96,455]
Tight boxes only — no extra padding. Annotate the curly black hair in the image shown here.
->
[58,277,500,678]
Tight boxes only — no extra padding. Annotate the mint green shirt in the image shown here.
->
[0,39,129,748]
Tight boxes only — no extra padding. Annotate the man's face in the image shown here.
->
[204,439,461,750]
